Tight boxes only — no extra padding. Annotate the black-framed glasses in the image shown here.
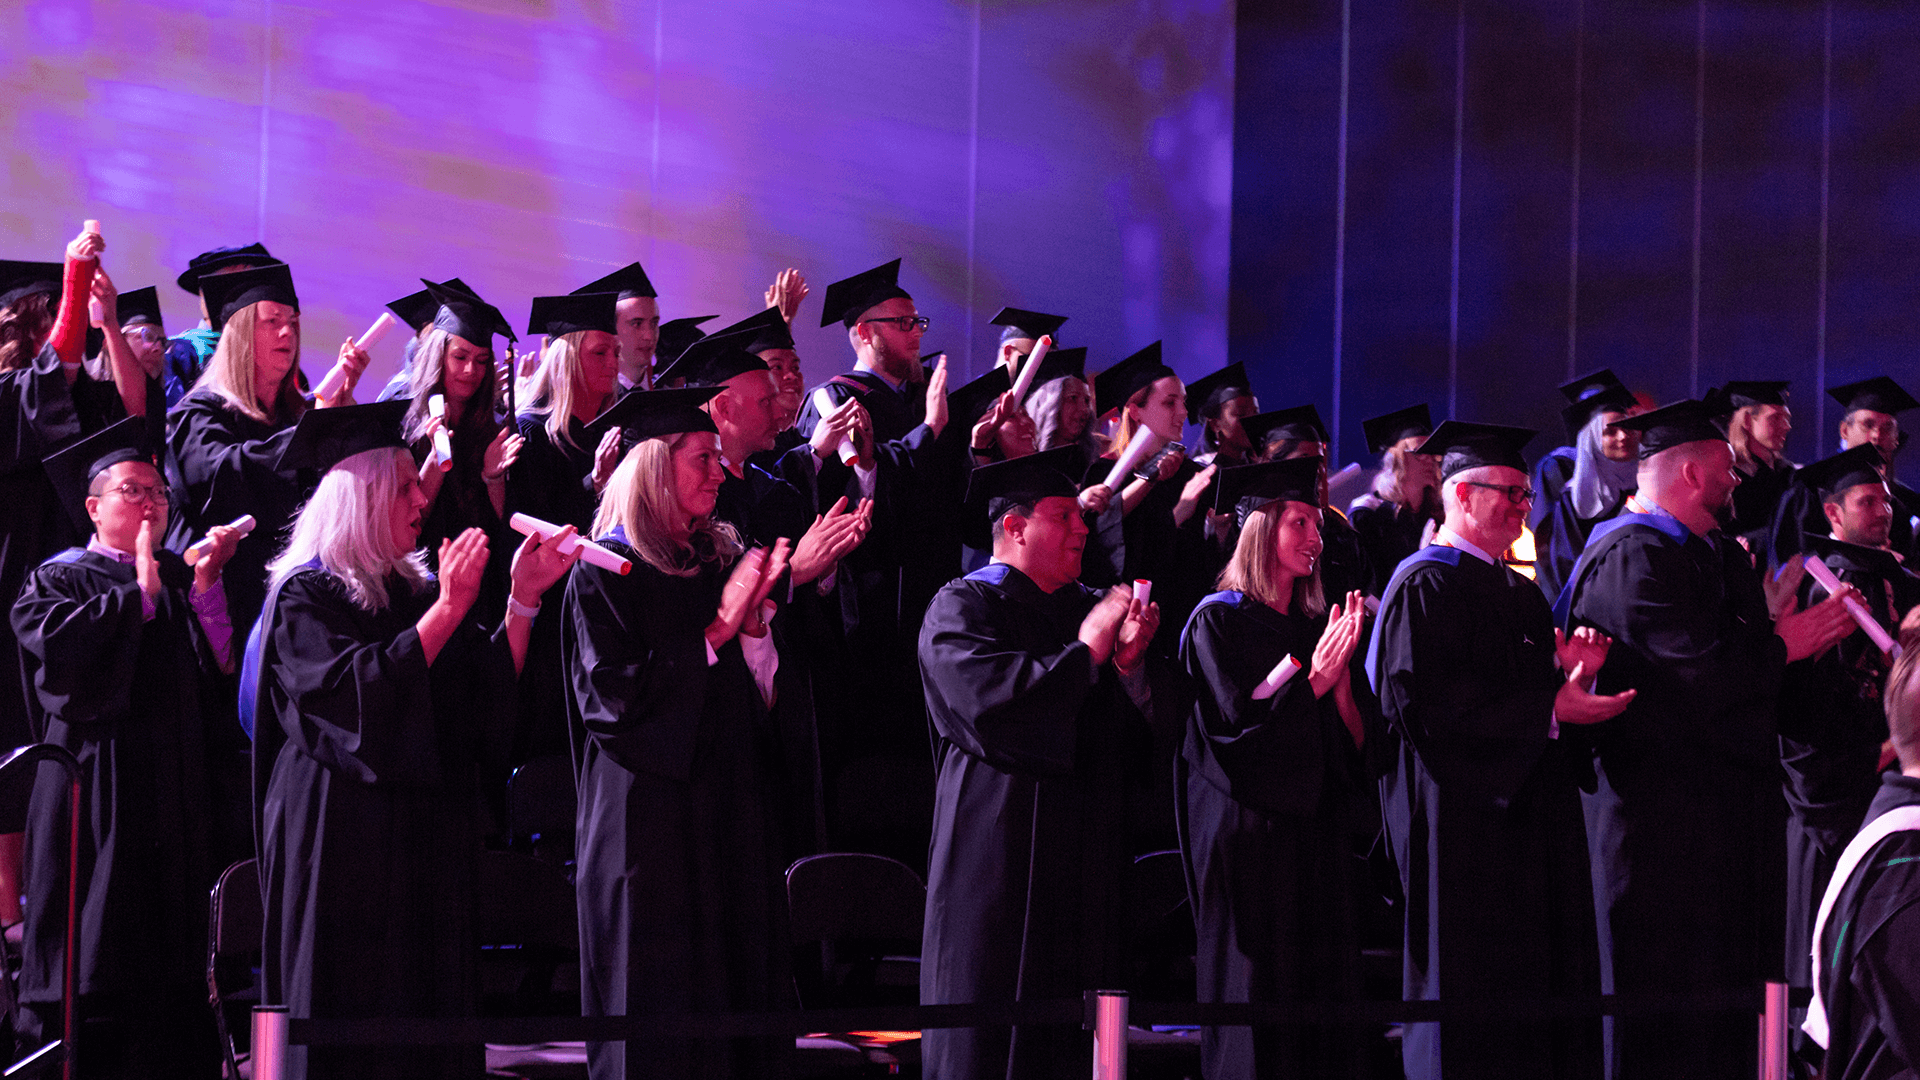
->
[860,316,930,332]
[1462,480,1535,504]
[100,483,170,506]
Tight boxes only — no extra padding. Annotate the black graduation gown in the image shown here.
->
[1811,773,1920,1080]
[563,531,792,1080]
[164,388,309,640]
[1365,545,1602,1080]
[1777,542,1919,994]
[1349,496,1434,597]
[1529,447,1576,532]
[10,547,229,1076]
[0,344,126,750]
[1532,487,1630,606]
[916,563,1156,1080]
[254,565,515,1080]
[1318,506,1373,605]
[1563,512,1789,1079]
[1728,457,1795,553]
[505,411,599,764]
[1176,591,1371,1080]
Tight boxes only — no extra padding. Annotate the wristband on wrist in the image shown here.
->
[507,594,541,619]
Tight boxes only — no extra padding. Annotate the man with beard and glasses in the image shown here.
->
[1561,399,1859,1079]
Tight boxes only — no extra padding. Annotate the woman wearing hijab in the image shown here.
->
[1531,385,1642,603]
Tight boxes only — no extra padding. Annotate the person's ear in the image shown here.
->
[1822,499,1845,534]
[85,495,103,531]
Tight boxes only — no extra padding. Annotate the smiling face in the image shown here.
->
[1453,464,1532,553]
[759,347,804,423]
[1054,377,1094,445]
[1269,499,1325,581]
[1598,410,1640,462]
[671,430,726,525]
[87,460,168,552]
[388,450,430,553]
[1747,404,1792,457]
[1129,376,1188,443]
[441,333,494,411]
[250,300,300,394]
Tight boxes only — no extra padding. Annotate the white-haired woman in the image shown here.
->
[1176,456,1373,1080]
[252,401,577,1080]
[562,388,795,1080]
[165,261,370,637]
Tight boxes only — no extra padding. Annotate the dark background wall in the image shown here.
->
[1232,0,1920,479]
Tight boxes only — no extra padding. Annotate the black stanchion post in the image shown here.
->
[1087,990,1128,1080]
[253,1006,289,1080]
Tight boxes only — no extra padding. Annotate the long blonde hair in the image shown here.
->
[267,447,430,612]
[592,431,743,577]
[1217,500,1325,618]
[522,331,607,450]
[192,304,308,423]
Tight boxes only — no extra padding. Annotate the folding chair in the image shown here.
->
[507,756,576,874]
[0,744,85,1080]
[205,859,261,1080]
[784,853,925,1010]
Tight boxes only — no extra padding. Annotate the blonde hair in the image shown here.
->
[522,331,608,450]
[1217,500,1326,618]
[191,304,307,423]
[1727,404,1778,469]
[1888,628,1920,769]
[267,447,430,612]
[592,431,742,577]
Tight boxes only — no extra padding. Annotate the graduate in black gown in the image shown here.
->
[12,418,246,1077]
[573,262,661,393]
[1562,400,1859,1079]
[562,387,796,1080]
[1366,420,1627,1080]
[1022,346,1103,478]
[986,305,1069,376]
[1710,381,1797,555]
[1347,404,1439,596]
[1185,361,1257,470]
[165,261,372,639]
[1771,376,1920,568]
[1804,646,1920,1080]
[1776,446,1920,1018]
[1529,370,1629,538]
[511,291,626,533]
[917,448,1166,1080]
[1531,382,1640,605]
[253,400,578,1080]
[1245,405,1374,604]
[1178,456,1377,1080]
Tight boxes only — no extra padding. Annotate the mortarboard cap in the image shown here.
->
[1018,347,1088,401]
[654,330,769,388]
[573,262,657,301]
[386,277,474,332]
[1717,380,1791,412]
[275,399,411,474]
[1609,398,1726,459]
[947,366,1014,431]
[965,445,1083,523]
[0,260,64,311]
[42,417,158,535]
[657,315,718,367]
[201,262,298,333]
[528,291,617,338]
[1416,419,1537,479]
[423,279,515,345]
[1829,376,1920,417]
[989,307,1068,343]
[1213,456,1324,527]
[582,385,722,445]
[821,259,910,328]
[176,242,274,294]
[1362,403,1434,456]
[1243,404,1328,453]
[1558,368,1637,436]
[114,286,164,329]
[713,307,795,354]
[1184,362,1253,421]
[1093,341,1175,416]
[1804,443,1888,500]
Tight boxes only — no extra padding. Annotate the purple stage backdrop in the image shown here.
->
[2,0,1235,394]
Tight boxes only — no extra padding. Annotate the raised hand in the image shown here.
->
[811,396,860,460]
[1078,483,1114,515]
[591,427,624,493]
[435,527,489,621]
[1554,625,1612,679]
[187,521,245,593]
[970,391,1017,451]
[484,428,523,482]
[322,338,372,406]
[1776,586,1865,663]
[89,267,119,328]
[1112,590,1161,673]
[67,225,104,264]
[790,496,871,585]
[134,518,162,600]
[923,356,949,438]
[1078,584,1133,667]
[765,268,810,323]
[1308,591,1366,697]
[1172,463,1217,526]
[1764,558,1809,621]
[509,523,582,605]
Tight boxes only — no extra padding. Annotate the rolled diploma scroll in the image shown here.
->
[316,312,401,402]
[1103,426,1168,492]
[811,389,864,468]
[185,514,257,562]
[1007,335,1053,403]
[509,513,632,576]
[83,219,100,234]
[1249,655,1304,701]
[1803,554,1902,658]
[426,395,454,470]
[1364,596,1379,616]
[1132,579,1152,607]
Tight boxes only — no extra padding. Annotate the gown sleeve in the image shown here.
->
[10,561,148,735]
[565,556,713,781]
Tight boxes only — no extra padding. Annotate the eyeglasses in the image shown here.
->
[860,316,930,333]
[99,483,170,506]
[1462,480,1535,504]
[123,327,167,346]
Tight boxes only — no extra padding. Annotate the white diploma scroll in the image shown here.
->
[811,389,864,468]
[1250,655,1304,701]
[83,219,100,234]
[1803,554,1901,658]
[1007,335,1052,403]
[1102,426,1168,492]
[509,513,632,576]
[426,395,454,471]
[1132,579,1152,607]
[316,312,401,402]
[185,514,256,563]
